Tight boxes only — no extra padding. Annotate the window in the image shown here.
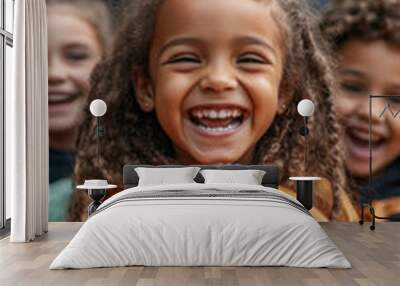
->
[5,0,13,33]
[4,43,12,220]
[1,0,14,231]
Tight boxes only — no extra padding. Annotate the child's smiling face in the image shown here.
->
[336,39,400,177]
[135,0,284,164]
[48,5,102,138]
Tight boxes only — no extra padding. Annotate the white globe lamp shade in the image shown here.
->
[90,99,107,117]
[297,99,315,117]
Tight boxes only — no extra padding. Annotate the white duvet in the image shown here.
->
[50,183,351,269]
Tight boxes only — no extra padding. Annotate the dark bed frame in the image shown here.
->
[123,164,279,190]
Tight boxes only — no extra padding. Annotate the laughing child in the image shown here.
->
[47,0,113,221]
[321,0,400,219]
[70,0,358,221]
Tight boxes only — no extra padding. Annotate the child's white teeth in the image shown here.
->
[48,94,73,103]
[218,110,227,118]
[198,122,241,133]
[49,93,80,104]
[194,110,204,118]
[209,110,218,119]
[191,108,243,119]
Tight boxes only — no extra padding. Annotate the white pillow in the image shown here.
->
[135,167,201,186]
[200,169,266,185]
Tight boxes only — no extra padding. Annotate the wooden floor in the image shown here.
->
[0,222,399,286]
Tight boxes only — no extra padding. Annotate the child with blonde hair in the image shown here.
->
[47,0,113,221]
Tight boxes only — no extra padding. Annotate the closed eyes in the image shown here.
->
[237,53,269,65]
[385,95,400,105]
[65,50,90,61]
[163,54,200,65]
[340,81,365,94]
[163,53,269,66]
[63,44,93,62]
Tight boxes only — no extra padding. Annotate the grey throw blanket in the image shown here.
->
[93,189,310,217]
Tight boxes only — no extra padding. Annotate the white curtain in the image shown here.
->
[7,0,48,242]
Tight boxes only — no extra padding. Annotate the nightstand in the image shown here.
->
[77,180,117,216]
[289,177,321,210]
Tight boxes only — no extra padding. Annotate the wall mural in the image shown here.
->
[47,0,400,222]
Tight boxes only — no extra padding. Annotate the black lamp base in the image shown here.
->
[299,126,309,136]
[87,189,106,216]
[296,180,313,210]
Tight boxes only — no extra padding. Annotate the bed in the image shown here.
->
[50,164,350,269]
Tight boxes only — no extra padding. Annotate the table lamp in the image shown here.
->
[297,99,315,174]
[77,99,111,216]
[89,99,107,167]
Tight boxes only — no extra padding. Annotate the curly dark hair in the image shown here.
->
[321,0,400,197]
[70,0,348,221]
[321,0,400,48]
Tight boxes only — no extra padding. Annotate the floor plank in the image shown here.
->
[0,222,399,286]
